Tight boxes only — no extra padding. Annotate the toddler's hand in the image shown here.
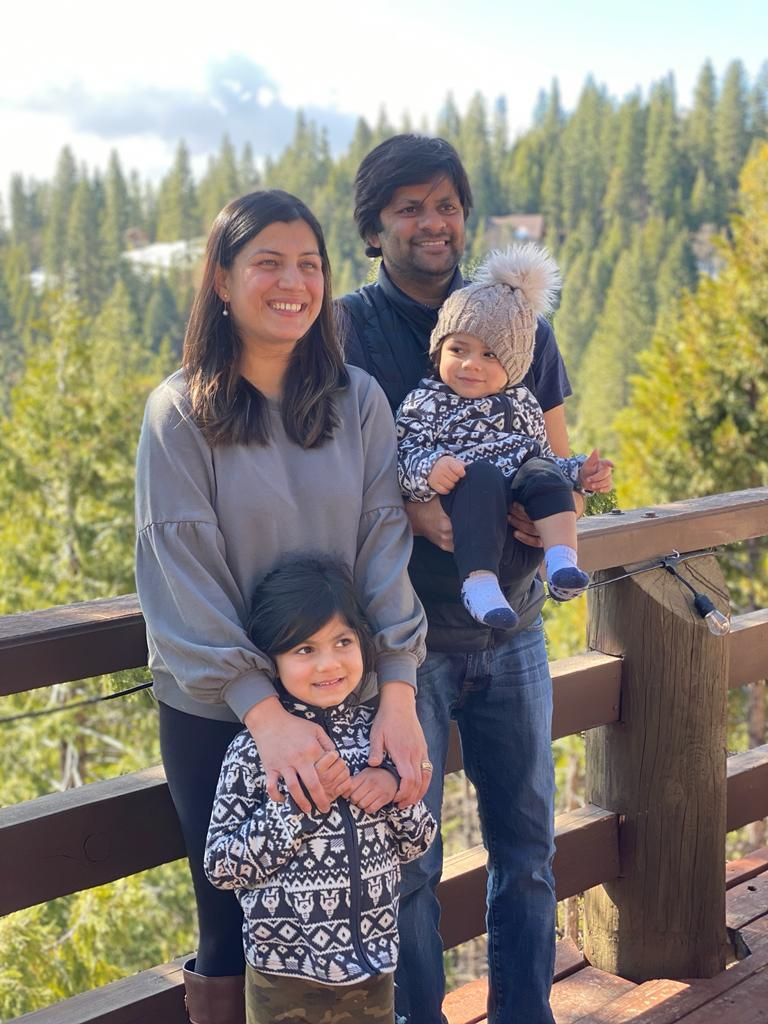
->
[579,449,614,493]
[428,456,466,495]
[314,750,352,802]
[347,767,398,814]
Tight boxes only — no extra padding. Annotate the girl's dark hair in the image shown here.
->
[354,134,473,258]
[247,556,376,682]
[183,189,347,448]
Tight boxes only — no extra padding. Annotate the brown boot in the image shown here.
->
[183,958,245,1024]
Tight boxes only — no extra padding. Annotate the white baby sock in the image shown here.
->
[545,545,589,601]
[461,571,519,629]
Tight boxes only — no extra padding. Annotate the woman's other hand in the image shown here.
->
[369,681,429,806]
[405,496,454,551]
[244,696,336,813]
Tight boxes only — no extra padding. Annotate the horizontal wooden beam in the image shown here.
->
[727,744,768,833]
[10,958,188,1024]
[2,489,765,696]
[578,487,768,572]
[729,608,768,688]
[437,804,619,949]
[0,767,184,917]
[445,651,622,773]
[0,595,146,696]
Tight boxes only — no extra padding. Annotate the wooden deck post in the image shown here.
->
[583,554,730,981]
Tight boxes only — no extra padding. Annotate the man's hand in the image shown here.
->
[508,481,589,547]
[427,455,466,495]
[314,750,353,802]
[579,449,614,493]
[405,497,454,551]
[347,767,398,814]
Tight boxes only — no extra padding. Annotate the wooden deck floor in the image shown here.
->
[444,848,768,1024]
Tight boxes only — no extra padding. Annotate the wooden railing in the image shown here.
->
[2,488,768,1022]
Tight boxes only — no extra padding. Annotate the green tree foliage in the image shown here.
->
[715,60,750,200]
[615,143,768,509]
[156,141,199,242]
[43,147,78,277]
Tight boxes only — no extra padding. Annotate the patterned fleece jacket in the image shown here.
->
[204,697,436,985]
[396,377,586,502]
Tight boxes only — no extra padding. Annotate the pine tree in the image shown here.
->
[644,75,684,220]
[65,176,104,311]
[603,93,646,224]
[100,151,130,274]
[43,147,78,277]
[155,141,199,242]
[715,60,750,196]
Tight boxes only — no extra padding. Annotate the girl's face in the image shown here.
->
[273,614,364,709]
[216,219,325,356]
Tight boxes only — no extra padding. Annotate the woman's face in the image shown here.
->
[217,219,325,353]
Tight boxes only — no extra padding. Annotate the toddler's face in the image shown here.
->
[274,614,363,708]
[438,332,508,399]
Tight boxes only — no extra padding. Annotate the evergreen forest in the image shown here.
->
[1,59,767,1015]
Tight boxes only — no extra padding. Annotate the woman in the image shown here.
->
[135,190,429,1024]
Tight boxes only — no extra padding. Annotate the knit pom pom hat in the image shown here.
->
[430,243,562,385]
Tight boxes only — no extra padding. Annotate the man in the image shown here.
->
[339,135,579,1024]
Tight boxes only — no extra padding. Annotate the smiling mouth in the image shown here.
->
[415,239,450,248]
[313,677,344,688]
[268,301,306,313]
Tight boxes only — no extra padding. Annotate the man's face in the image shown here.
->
[367,176,465,288]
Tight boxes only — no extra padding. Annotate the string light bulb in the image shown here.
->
[662,556,731,636]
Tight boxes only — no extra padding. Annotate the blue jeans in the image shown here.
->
[395,620,556,1024]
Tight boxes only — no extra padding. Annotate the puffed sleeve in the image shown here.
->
[135,378,277,719]
[353,374,427,688]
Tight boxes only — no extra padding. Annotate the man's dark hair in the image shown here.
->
[354,135,473,258]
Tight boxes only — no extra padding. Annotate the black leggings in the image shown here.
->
[159,701,246,976]
[440,457,576,582]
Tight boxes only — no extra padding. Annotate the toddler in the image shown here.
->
[204,556,436,1024]
[396,244,613,628]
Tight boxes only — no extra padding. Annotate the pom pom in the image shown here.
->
[473,243,562,316]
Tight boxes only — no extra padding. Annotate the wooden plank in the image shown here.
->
[550,967,635,1024]
[10,958,188,1024]
[728,609,768,689]
[0,767,184,916]
[727,745,768,833]
[578,488,768,572]
[674,966,768,1023]
[442,938,586,1024]
[438,805,619,949]
[725,847,768,890]
[569,918,768,1023]
[726,874,768,930]
[0,595,146,696]
[444,652,622,773]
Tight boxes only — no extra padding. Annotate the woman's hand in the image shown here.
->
[405,497,454,551]
[369,681,430,806]
[244,696,336,813]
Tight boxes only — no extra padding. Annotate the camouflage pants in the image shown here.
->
[245,967,395,1023]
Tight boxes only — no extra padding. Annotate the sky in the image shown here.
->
[1,0,766,196]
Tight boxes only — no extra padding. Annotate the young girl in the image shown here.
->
[204,557,437,1024]
[396,244,613,628]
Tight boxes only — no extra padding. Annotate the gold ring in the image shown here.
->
[420,760,434,772]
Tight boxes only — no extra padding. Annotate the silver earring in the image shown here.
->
[222,299,229,317]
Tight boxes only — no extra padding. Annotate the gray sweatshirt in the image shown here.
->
[135,366,426,723]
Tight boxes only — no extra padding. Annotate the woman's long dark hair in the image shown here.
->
[247,556,376,683]
[183,189,347,448]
